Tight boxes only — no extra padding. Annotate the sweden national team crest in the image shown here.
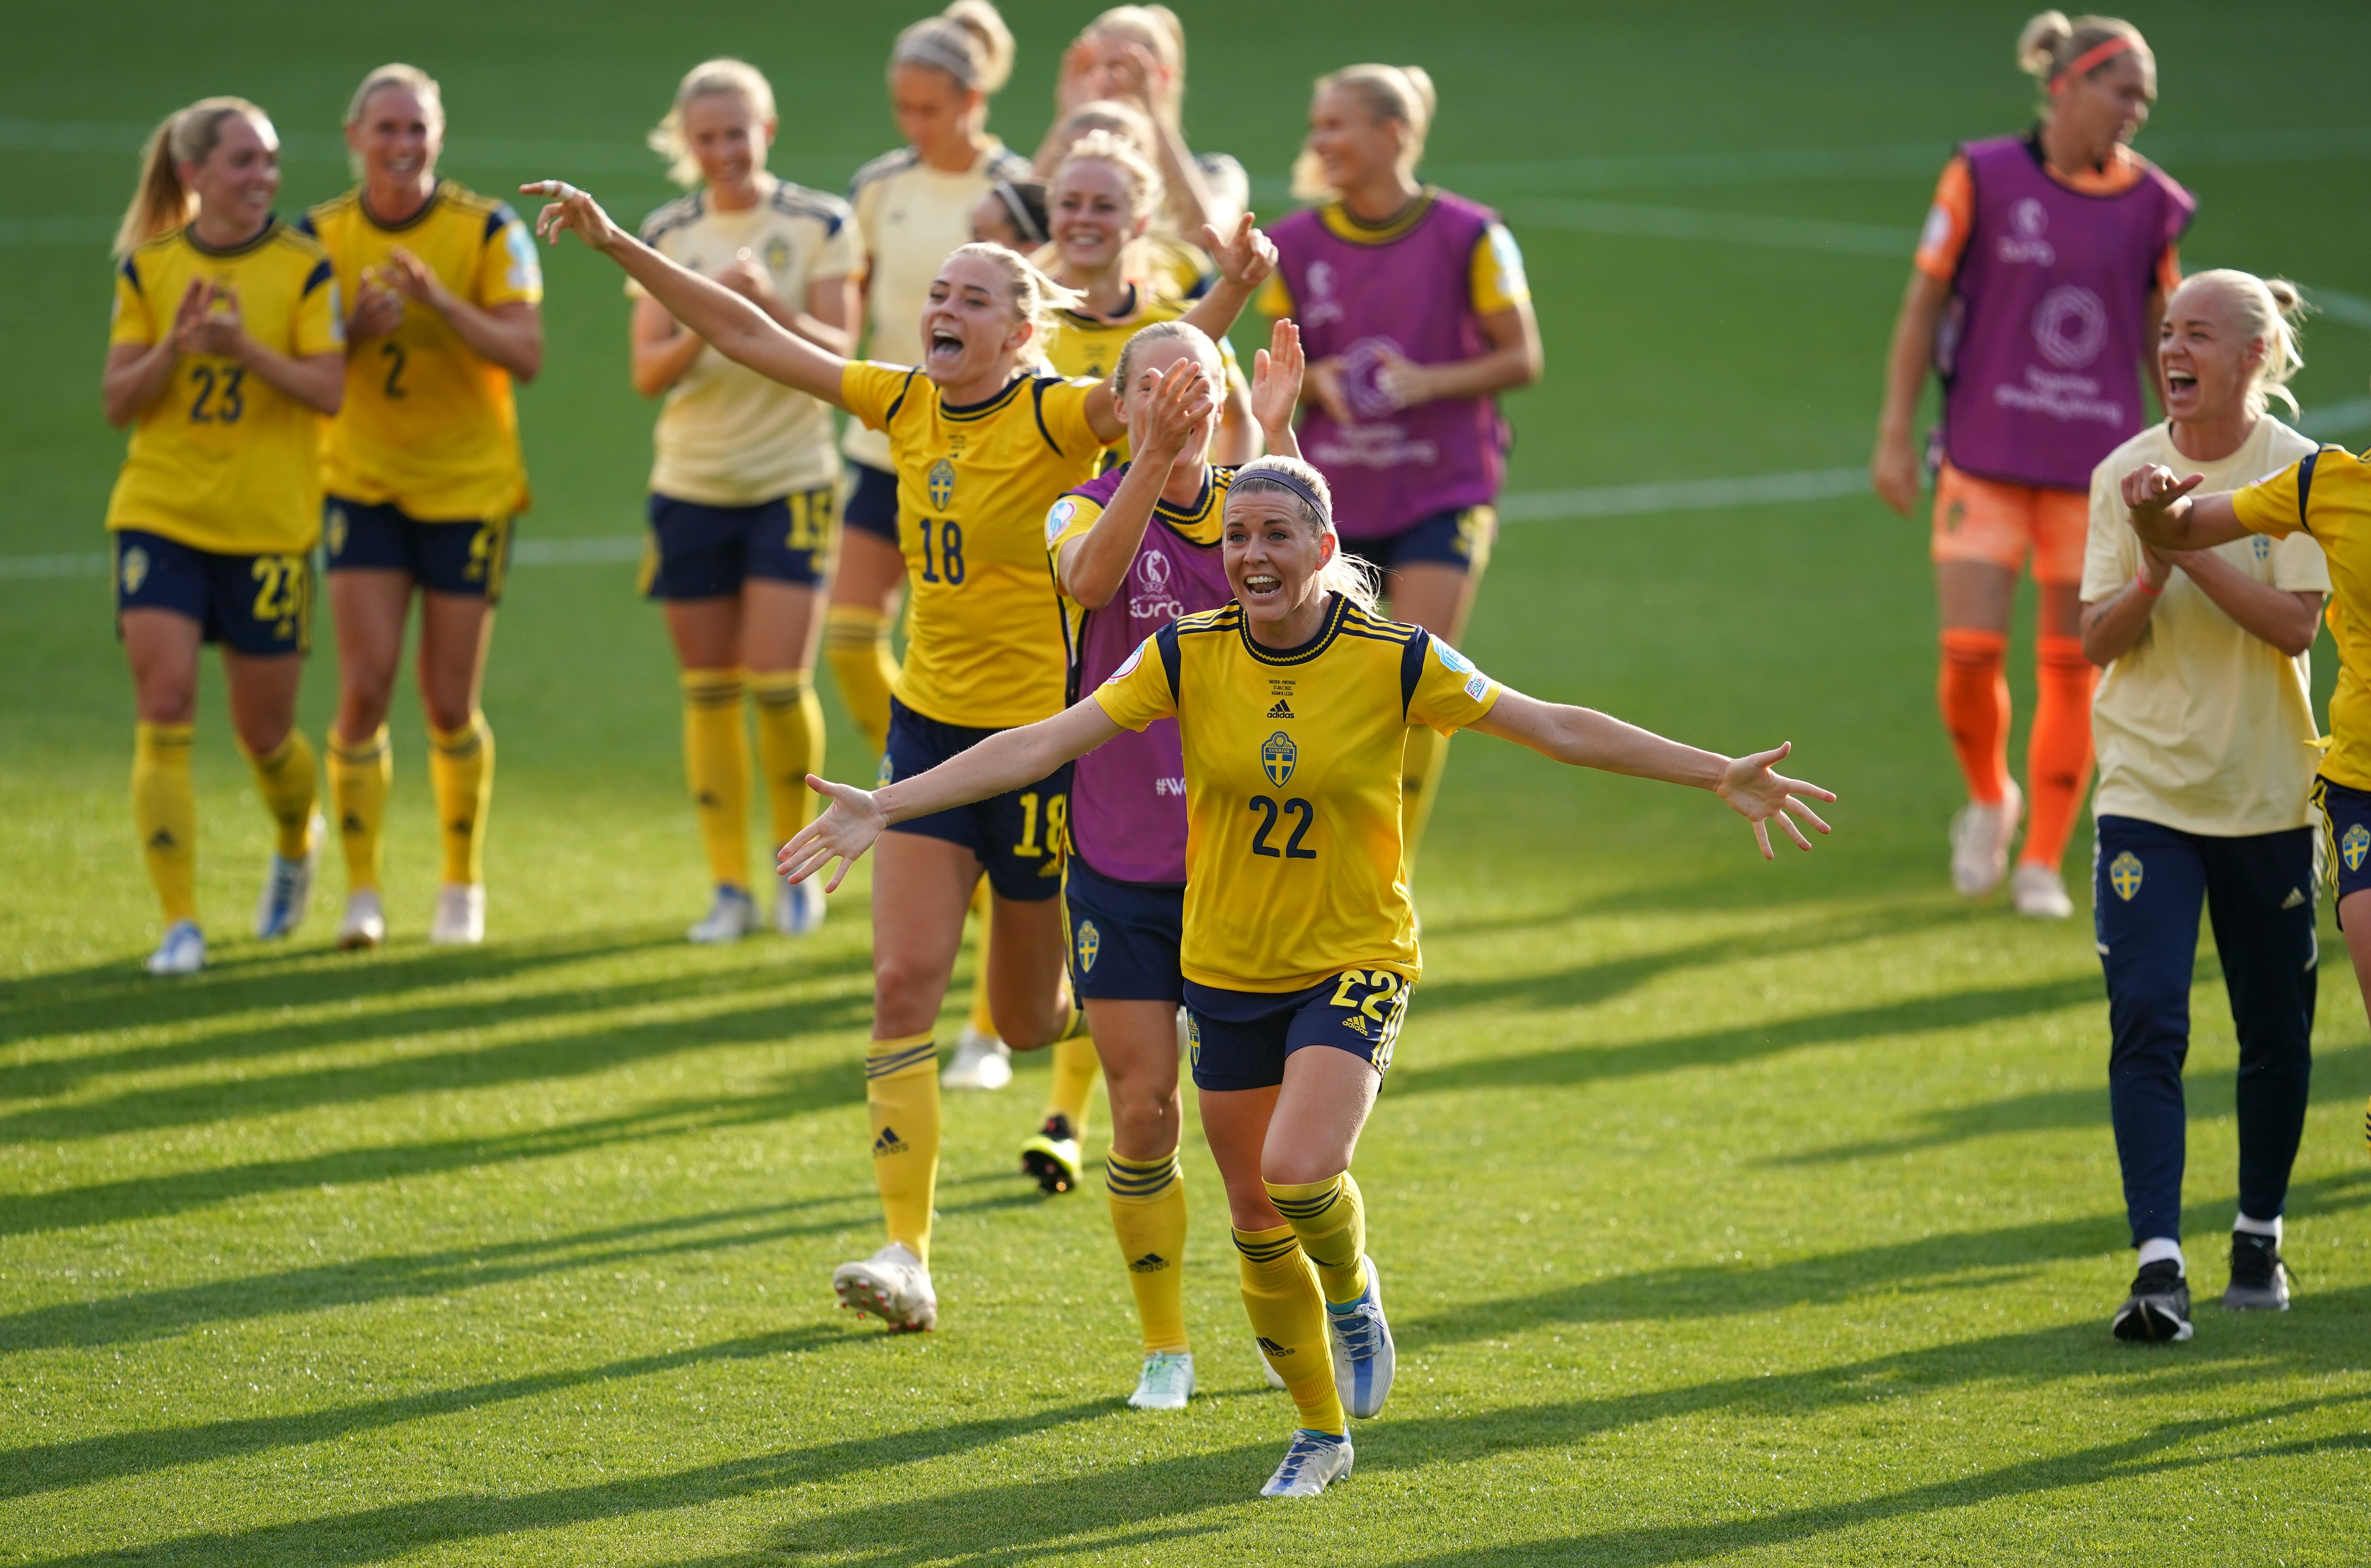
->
[2109,850,2144,902]
[2346,824,2370,874]
[1261,730,1297,787]
[325,506,348,559]
[1076,918,1100,974]
[763,236,791,273]
[119,545,149,596]
[927,459,956,510]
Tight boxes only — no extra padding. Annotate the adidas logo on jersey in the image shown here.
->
[1128,1252,1170,1273]
[873,1126,908,1157]
[1256,1336,1293,1357]
[1267,699,1295,718]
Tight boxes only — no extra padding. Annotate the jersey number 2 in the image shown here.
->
[1248,796,1317,859]
[380,342,408,399]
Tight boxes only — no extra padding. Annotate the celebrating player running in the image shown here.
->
[779,454,1831,1496]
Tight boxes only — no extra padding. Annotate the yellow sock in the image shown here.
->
[824,605,898,757]
[1107,1148,1189,1353]
[1044,1006,1100,1143]
[427,712,494,886]
[1267,1172,1369,1304]
[866,1032,942,1263]
[133,722,198,925]
[327,724,391,894]
[680,669,750,890]
[749,669,824,852]
[966,879,998,1040]
[1399,723,1451,883]
[241,729,319,860]
[1234,1225,1344,1435]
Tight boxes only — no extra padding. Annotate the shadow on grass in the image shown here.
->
[0,1195,876,1354]
[1393,974,2103,1096]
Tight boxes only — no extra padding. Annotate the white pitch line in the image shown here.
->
[1512,200,1915,257]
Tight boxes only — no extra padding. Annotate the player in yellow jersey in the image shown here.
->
[628,60,859,946]
[1036,98,1219,305]
[1035,7,1250,246]
[103,99,346,974]
[303,65,543,948]
[781,450,1831,1492]
[527,176,1250,1331]
[841,1,1035,1091]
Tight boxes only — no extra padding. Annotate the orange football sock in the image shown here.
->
[2022,635,2096,870]
[1938,629,2010,805]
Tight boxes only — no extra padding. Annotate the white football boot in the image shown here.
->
[1263,1355,1289,1391]
[1325,1257,1396,1419]
[430,883,485,945]
[775,873,826,936]
[337,889,386,951]
[1948,779,2023,897]
[2010,861,2075,920]
[254,811,324,939]
[144,920,206,976]
[687,885,758,944]
[941,1023,1013,1090]
[1127,1351,1195,1411]
[831,1241,938,1331]
[1259,1429,1353,1498]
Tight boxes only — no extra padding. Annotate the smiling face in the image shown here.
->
[2159,277,2263,427]
[1224,490,1333,632]
[891,64,979,163]
[348,83,439,189]
[1118,335,1222,472]
[2054,50,2156,159]
[919,250,1031,387]
[1052,158,1144,276]
[184,111,280,233]
[683,90,771,192]
[1304,83,1402,193]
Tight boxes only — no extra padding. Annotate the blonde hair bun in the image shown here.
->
[2017,11,2075,77]
[943,0,1015,94]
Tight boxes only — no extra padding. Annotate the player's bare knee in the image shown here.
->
[1261,1148,1347,1189]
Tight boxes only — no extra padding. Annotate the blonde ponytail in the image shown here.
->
[943,239,1085,355]
[2179,268,2312,418]
[648,58,777,189]
[893,1,1014,96]
[1292,63,1436,204]
[1228,456,1383,618]
[2016,12,2150,94]
[114,98,270,258]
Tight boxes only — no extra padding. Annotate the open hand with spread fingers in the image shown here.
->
[521,179,627,253]
[1129,358,1214,466]
[1251,318,1304,434]
[777,776,891,893]
[1715,742,1836,859]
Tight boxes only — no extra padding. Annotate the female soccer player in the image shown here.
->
[1261,62,1544,888]
[104,98,345,973]
[836,0,1035,1087]
[629,60,859,944]
[2081,271,2322,1343]
[305,64,543,948]
[1033,6,1248,244]
[1871,13,2190,919]
[779,455,1831,1494]
[1036,99,1217,307]
[526,175,1147,1333]
[1042,317,1302,1408]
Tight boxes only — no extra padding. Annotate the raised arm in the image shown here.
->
[778,698,1126,890]
[1468,688,1834,860]
[1178,214,1276,347]
[1058,359,1213,607]
[1249,317,1303,460]
[524,180,850,407]
[2121,464,2250,552]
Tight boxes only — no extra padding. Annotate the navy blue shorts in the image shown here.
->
[882,696,1070,901]
[641,487,833,599]
[1182,969,1412,1091]
[2316,775,2371,915]
[324,496,512,601]
[842,459,899,546]
[1066,853,1184,1002]
[1343,505,1496,579]
[113,529,311,656]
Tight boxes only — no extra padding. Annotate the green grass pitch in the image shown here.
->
[5,1,2371,1560]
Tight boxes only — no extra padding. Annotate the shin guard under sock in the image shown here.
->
[824,605,897,758]
[1266,1172,1370,1305]
[2023,635,2096,869]
[241,729,319,860]
[1106,1148,1189,1353]
[680,669,750,890]
[1234,1224,1344,1435]
[1938,629,2011,804]
[749,669,823,852]
[866,1032,941,1262]
[133,722,198,924]
[427,712,494,886]
[327,724,391,894]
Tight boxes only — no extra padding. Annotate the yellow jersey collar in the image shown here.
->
[1235,591,1349,666]
[358,179,451,233]
[1318,187,1439,246]
[183,215,281,258]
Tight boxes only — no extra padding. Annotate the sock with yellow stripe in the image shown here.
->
[1267,1172,1370,1305]
[865,1032,942,1263]
[1398,723,1451,882]
[824,605,898,758]
[966,879,999,1041]
[240,729,319,860]
[327,725,391,894]
[1044,1001,1100,1142]
[1234,1225,1344,1435]
[133,722,198,925]
[427,712,494,886]
[1106,1148,1189,1353]
[749,669,824,852]
[679,670,748,890]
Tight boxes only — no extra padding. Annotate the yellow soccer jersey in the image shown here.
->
[1255,191,1530,320]
[105,219,344,554]
[632,177,861,505]
[1095,595,1500,990]
[840,362,1110,727]
[2234,445,2371,791]
[841,140,1033,473]
[304,181,540,521]
[1043,286,1244,464]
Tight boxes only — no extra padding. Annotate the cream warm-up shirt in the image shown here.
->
[2083,415,2327,836]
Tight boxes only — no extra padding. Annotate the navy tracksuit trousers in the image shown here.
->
[2094,815,2316,1246]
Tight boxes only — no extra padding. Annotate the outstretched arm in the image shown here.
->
[1468,689,1835,859]
[524,179,850,408]
[2121,464,2250,552]
[778,698,1126,890]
